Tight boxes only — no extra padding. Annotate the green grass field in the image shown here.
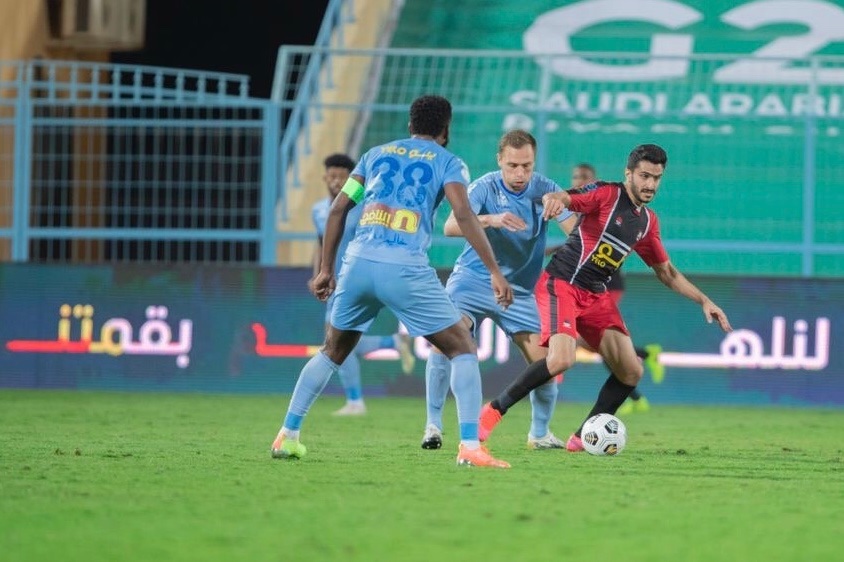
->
[1,390,842,562]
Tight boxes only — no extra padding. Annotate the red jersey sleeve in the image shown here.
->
[634,209,670,266]
[566,183,616,214]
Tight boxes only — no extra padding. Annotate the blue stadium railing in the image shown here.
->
[0,59,280,265]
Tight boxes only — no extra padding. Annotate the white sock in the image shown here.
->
[281,428,300,440]
[461,439,480,449]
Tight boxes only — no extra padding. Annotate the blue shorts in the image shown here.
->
[324,292,336,324]
[330,256,462,337]
[446,269,540,338]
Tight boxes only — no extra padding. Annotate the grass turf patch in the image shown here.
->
[1,389,842,562]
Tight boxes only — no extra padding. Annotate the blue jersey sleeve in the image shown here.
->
[311,203,321,236]
[466,179,488,214]
[443,156,471,188]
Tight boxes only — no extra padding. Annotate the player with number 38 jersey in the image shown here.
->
[345,139,470,266]
[270,95,514,469]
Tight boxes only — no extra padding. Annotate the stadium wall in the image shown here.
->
[1,263,841,407]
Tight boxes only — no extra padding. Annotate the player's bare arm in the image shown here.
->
[541,191,571,220]
[443,210,527,235]
[652,261,733,333]
[313,183,357,301]
[445,181,514,308]
[308,235,323,293]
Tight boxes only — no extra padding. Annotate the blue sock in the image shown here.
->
[529,378,558,439]
[354,335,396,355]
[425,351,451,429]
[449,353,482,443]
[337,353,363,401]
[283,351,339,430]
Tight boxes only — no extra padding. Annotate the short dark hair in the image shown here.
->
[409,95,452,137]
[323,153,355,171]
[627,144,668,171]
[498,129,536,154]
[573,162,596,176]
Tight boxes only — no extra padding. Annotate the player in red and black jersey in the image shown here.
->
[479,144,733,451]
[547,163,664,417]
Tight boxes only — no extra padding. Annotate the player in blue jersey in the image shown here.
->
[271,95,514,468]
[310,153,416,416]
[420,129,572,451]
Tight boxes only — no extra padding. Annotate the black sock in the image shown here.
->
[575,374,636,436]
[491,359,553,415]
[629,388,642,400]
[635,347,648,359]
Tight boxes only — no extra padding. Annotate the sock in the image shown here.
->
[354,335,395,355]
[629,388,642,401]
[491,359,553,415]
[529,378,558,439]
[634,347,648,359]
[282,351,339,431]
[575,374,636,436]
[425,351,451,429]
[449,353,482,448]
[337,352,363,401]
[280,428,299,440]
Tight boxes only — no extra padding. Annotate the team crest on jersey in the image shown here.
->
[615,215,623,226]
[497,190,510,207]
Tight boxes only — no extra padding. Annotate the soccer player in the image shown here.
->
[479,144,733,451]
[271,95,514,468]
[548,163,665,419]
[421,129,572,451]
[310,153,416,416]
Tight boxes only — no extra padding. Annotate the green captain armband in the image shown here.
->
[341,177,365,204]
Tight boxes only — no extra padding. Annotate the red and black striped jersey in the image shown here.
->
[546,182,669,293]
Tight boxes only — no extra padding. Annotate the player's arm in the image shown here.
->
[444,211,526,235]
[312,175,361,300]
[651,261,733,333]
[309,236,323,291]
[544,214,577,256]
[541,190,571,220]
[445,181,513,307]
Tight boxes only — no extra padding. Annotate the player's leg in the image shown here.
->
[421,315,474,449]
[271,259,379,459]
[354,332,416,375]
[324,309,367,415]
[333,351,367,416]
[640,343,665,383]
[324,295,367,415]
[479,273,580,441]
[511,332,564,449]
[567,328,642,452]
[425,324,508,468]
[382,265,508,468]
[421,273,486,449]
[272,325,363,459]
[500,293,566,450]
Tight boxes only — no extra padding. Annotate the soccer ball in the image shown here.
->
[581,413,627,456]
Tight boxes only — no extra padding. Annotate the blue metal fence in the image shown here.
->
[0,59,279,264]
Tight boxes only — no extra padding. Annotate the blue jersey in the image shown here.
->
[345,137,471,266]
[311,197,364,275]
[452,171,572,295]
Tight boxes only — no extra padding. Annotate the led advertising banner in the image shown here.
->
[1,264,840,406]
